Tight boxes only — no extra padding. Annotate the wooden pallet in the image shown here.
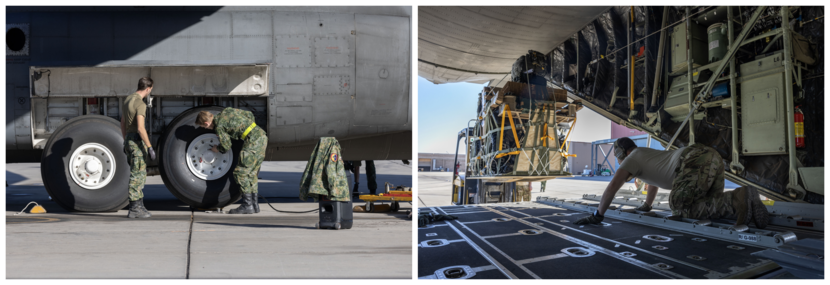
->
[481,82,569,109]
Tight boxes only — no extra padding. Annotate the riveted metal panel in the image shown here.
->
[275,35,312,68]
[741,70,786,156]
[274,106,312,125]
[46,98,81,133]
[270,126,296,144]
[313,36,351,67]
[31,65,267,97]
[295,123,315,142]
[313,75,350,95]
[109,67,150,96]
[353,14,410,126]
[231,12,273,61]
[276,84,313,102]
[315,121,350,138]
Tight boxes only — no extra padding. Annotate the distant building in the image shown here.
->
[611,121,648,139]
[418,153,465,172]
[565,141,593,175]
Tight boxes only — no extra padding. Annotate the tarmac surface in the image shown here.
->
[6,161,413,279]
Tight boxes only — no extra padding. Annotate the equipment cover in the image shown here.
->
[299,137,351,202]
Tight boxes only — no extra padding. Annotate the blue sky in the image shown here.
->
[418,77,612,154]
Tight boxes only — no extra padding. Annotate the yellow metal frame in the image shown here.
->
[496,104,521,159]
[358,191,412,203]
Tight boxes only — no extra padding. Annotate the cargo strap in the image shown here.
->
[539,105,554,147]
[496,104,521,159]
[558,114,578,158]
[241,123,257,140]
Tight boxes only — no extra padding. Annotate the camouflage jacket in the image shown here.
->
[299,137,350,202]
[213,107,256,153]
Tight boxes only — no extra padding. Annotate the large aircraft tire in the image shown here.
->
[158,106,243,209]
[41,115,130,212]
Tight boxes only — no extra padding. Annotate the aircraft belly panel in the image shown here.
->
[354,14,410,126]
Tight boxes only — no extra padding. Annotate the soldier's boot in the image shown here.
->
[635,203,652,212]
[252,193,261,213]
[747,187,770,229]
[228,193,256,214]
[137,198,152,217]
[730,187,752,226]
[127,199,151,218]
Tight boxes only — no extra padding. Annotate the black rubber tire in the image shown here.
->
[41,115,130,212]
[158,106,243,209]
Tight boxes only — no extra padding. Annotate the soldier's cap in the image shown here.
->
[613,137,637,162]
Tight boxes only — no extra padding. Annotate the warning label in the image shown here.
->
[738,234,759,242]
[322,47,341,55]
[709,40,719,50]
[284,47,303,55]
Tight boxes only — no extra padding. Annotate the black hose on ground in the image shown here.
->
[255,194,319,214]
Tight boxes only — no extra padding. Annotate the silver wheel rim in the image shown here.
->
[186,133,233,180]
[69,143,116,190]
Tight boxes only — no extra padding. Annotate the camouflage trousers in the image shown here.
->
[516,184,531,202]
[234,127,267,194]
[124,133,147,201]
[669,144,735,219]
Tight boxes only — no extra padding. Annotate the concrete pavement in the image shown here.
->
[6,161,413,279]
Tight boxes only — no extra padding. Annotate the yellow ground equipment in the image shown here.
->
[14,202,47,215]
[358,183,412,212]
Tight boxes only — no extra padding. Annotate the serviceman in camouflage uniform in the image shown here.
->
[299,137,350,202]
[121,77,156,218]
[574,137,769,229]
[345,160,377,198]
[196,108,266,214]
[516,182,531,202]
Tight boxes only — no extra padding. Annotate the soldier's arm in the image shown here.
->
[215,125,232,154]
[137,115,151,148]
[597,169,630,216]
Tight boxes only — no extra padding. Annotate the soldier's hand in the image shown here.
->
[574,211,604,225]
[210,145,219,153]
[148,147,157,160]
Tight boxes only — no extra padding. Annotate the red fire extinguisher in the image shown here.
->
[795,106,805,148]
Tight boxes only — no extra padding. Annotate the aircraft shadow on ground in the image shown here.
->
[5,171,27,184]
[195,222,312,230]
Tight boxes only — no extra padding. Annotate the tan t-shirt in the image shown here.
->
[617,147,685,190]
[123,92,147,133]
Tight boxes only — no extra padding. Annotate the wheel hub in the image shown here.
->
[186,133,233,181]
[84,159,102,174]
[69,143,116,190]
